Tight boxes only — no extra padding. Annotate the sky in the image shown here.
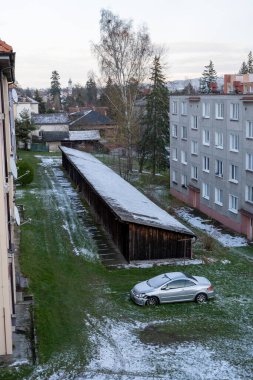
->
[1,0,253,89]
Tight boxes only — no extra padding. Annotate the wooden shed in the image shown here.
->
[60,147,196,262]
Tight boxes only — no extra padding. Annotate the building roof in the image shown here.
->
[0,40,13,52]
[69,130,100,141]
[17,96,38,104]
[42,131,69,142]
[60,147,195,237]
[69,110,114,128]
[32,113,69,125]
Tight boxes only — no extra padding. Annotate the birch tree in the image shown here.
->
[92,9,153,171]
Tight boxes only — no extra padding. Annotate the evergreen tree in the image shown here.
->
[247,51,253,73]
[86,77,97,105]
[239,61,248,74]
[200,60,217,93]
[50,70,61,111]
[140,56,169,175]
[34,89,46,113]
[15,109,36,147]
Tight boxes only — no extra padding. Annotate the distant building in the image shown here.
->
[224,74,253,94]
[14,95,39,119]
[0,39,16,355]
[68,78,73,96]
[170,94,253,240]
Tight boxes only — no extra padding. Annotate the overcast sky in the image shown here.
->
[2,0,253,88]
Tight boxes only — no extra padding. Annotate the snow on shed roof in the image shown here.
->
[69,130,100,141]
[32,113,69,125]
[60,147,195,236]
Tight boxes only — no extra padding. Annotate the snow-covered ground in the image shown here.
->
[175,207,248,247]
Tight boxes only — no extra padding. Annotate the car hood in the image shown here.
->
[193,276,211,286]
[133,281,154,294]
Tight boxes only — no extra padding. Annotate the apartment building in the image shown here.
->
[170,94,253,240]
[0,40,16,355]
[224,73,253,94]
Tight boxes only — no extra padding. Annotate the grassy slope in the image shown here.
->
[1,151,253,379]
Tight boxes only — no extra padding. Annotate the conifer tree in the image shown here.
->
[15,109,36,147]
[34,89,46,113]
[140,56,169,175]
[247,51,253,73]
[86,77,98,105]
[200,60,217,93]
[50,70,61,111]
[239,61,248,74]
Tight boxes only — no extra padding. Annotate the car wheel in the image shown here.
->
[146,296,159,306]
[195,293,207,304]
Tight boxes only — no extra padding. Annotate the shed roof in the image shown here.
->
[69,110,114,127]
[42,131,69,142]
[32,113,69,125]
[60,147,195,237]
[69,130,100,141]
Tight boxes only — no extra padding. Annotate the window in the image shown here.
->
[181,125,187,140]
[215,160,223,177]
[246,153,253,171]
[172,100,178,114]
[215,188,223,206]
[202,102,210,118]
[191,115,198,129]
[229,134,239,152]
[191,140,198,155]
[215,131,223,149]
[172,148,178,161]
[229,194,238,214]
[203,129,210,146]
[246,121,253,139]
[172,124,178,138]
[191,165,198,180]
[246,185,253,203]
[181,101,187,115]
[230,103,239,120]
[172,170,177,184]
[203,156,210,172]
[229,164,239,183]
[181,150,187,165]
[202,183,210,200]
[181,174,187,188]
[215,103,224,119]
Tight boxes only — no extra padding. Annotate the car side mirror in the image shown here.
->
[161,286,167,290]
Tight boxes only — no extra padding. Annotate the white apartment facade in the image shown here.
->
[0,40,17,355]
[170,94,253,240]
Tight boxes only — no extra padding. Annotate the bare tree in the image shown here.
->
[92,9,153,171]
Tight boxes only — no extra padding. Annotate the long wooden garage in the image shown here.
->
[60,147,196,262]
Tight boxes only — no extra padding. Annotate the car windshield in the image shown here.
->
[147,274,169,288]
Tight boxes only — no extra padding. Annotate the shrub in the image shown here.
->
[16,161,34,186]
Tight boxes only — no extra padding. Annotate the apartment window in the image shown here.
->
[203,129,210,146]
[202,183,210,200]
[215,103,224,119]
[172,100,178,114]
[181,174,187,188]
[245,185,253,203]
[203,156,210,172]
[215,188,223,206]
[172,170,177,184]
[246,153,253,171]
[215,131,223,149]
[229,164,239,183]
[215,160,223,177]
[191,165,198,180]
[246,121,253,139]
[229,134,239,152]
[172,147,178,161]
[181,101,187,115]
[230,103,239,120]
[181,150,187,165]
[229,194,238,214]
[191,140,198,155]
[191,115,198,129]
[202,102,210,118]
[172,124,178,138]
[181,125,187,140]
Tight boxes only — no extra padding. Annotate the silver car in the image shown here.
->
[130,272,215,306]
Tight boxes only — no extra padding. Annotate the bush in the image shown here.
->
[16,161,34,186]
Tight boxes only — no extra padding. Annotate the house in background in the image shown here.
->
[224,74,253,94]
[0,39,17,355]
[14,95,39,119]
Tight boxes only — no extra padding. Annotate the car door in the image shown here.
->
[180,279,197,300]
[159,279,187,303]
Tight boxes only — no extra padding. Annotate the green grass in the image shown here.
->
[1,151,253,379]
